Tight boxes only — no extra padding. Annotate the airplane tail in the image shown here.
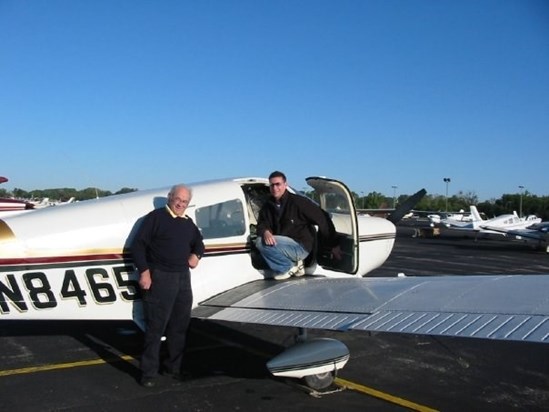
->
[387,188,427,224]
[469,205,483,229]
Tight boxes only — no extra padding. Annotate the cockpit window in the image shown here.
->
[195,199,246,239]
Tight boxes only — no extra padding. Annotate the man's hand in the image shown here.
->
[139,269,152,290]
[188,253,201,269]
[262,230,277,246]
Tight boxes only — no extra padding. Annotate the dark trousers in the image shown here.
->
[140,269,193,378]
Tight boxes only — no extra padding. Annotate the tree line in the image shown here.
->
[352,190,549,221]
[0,187,138,202]
[302,188,548,221]
[2,186,548,221]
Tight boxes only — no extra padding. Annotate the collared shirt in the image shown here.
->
[166,205,188,219]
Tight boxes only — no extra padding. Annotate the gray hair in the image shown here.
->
[168,184,193,199]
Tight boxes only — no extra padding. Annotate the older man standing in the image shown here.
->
[132,184,204,387]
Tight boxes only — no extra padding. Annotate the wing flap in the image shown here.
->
[194,275,549,344]
[351,310,548,342]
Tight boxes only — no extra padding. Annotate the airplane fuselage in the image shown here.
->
[0,177,396,323]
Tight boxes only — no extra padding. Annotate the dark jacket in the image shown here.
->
[132,207,205,274]
[256,190,337,253]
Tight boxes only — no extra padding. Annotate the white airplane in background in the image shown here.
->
[428,209,473,226]
[440,205,541,234]
[1,176,548,390]
[31,197,77,208]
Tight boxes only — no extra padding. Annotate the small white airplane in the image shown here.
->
[1,176,548,389]
[31,197,77,208]
[428,209,472,226]
[439,205,541,233]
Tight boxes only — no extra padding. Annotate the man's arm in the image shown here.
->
[189,223,205,269]
[131,214,153,277]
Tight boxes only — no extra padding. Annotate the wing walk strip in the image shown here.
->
[0,328,439,412]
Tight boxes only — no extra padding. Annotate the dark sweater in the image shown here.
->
[131,207,205,274]
[256,191,337,253]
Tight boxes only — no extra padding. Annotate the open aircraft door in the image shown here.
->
[306,177,359,274]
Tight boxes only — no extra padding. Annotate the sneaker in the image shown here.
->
[274,261,305,280]
[273,271,291,280]
[292,260,305,277]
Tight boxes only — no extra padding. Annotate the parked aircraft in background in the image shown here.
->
[437,205,541,234]
[0,197,35,217]
[0,176,35,218]
[479,222,549,252]
[31,197,76,208]
[0,176,77,217]
[427,209,473,226]
[1,177,548,390]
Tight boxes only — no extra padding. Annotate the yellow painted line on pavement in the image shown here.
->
[335,377,439,412]
[196,327,439,411]
[0,355,136,377]
[0,330,439,412]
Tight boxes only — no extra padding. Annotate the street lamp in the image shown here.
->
[443,178,451,212]
[518,185,524,218]
[391,186,397,208]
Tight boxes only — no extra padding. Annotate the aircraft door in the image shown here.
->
[306,177,359,274]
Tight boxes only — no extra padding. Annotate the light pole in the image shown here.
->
[518,185,524,218]
[443,178,451,212]
[391,186,397,208]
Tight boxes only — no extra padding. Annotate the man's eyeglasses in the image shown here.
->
[269,182,284,188]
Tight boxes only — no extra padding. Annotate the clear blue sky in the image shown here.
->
[1,0,548,201]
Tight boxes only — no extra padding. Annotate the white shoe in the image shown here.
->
[292,260,305,277]
[273,261,305,280]
[273,271,291,280]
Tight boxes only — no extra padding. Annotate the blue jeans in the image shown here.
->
[255,235,309,274]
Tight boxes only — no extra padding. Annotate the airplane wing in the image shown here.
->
[480,225,548,241]
[194,275,549,344]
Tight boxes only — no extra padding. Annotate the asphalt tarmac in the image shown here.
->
[1,227,548,411]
